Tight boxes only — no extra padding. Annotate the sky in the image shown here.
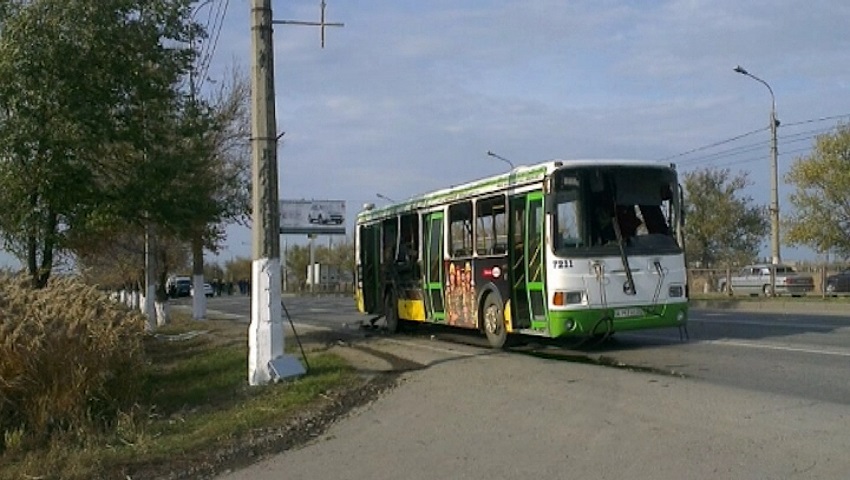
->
[4,0,850,269]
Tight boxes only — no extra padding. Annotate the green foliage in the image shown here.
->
[682,168,769,267]
[223,255,252,284]
[784,124,850,258]
[0,1,251,290]
[0,0,201,287]
[0,275,147,452]
[284,238,355,290]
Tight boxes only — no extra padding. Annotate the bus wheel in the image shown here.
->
[482,294,508,349]
[384,293,400,334]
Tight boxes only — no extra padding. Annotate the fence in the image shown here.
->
[688,266,842,297]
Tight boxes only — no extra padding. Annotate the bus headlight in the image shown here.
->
[552,290,586,306]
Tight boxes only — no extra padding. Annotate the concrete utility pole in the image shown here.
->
[733,65,781,266]
[248,0,300,385]
[248,1,343,385]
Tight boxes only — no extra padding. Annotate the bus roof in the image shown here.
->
[357,159,675,224]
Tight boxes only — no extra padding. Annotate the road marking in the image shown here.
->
[690,316,844,331]
[628,332,850,358]
[701,339,850,358]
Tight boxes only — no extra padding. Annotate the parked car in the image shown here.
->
[190,282,214,298]
[717,264,814,296]
[825,268,850,293]
[167,277,192,298]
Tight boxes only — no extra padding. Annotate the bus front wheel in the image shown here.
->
[384,293,400,333]
[482,294,508,349]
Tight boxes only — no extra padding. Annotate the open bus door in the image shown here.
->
[424,212,445,321]
[359,224,381,313]
[510,192,547,331]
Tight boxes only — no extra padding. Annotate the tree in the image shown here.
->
[784,124,850,259]
[325,236,355,281]
[184,70,251,318]
[682,168,769,267]
[286,244,311,290]
[75,228,190,292]
[0,0,199,287]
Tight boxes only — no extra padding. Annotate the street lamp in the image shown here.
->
[487,150,515,169]
[734,65,781,266]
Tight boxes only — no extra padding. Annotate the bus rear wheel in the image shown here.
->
[482,294,508,349]
[384,292,400,333]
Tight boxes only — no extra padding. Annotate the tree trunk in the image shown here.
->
[25,205,57,289]
[155,266,170,326]
[192,234,206,320]
[143,223,156,331]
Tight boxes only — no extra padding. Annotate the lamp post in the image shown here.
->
[734,65,780,266]
[487,150,515,169]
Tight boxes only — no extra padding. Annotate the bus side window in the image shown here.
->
[449,201,473,259]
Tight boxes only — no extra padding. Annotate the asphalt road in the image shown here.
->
[173,295,850,479]
[184,294,850,406]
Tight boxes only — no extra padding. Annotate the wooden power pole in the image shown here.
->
[248,0,343,385]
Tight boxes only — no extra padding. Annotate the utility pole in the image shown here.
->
[248,1,343,385]
[733,65,781,265]
[768,103,780,265]
[248,0,299,385]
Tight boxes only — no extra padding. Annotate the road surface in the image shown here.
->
[173,295,850,479]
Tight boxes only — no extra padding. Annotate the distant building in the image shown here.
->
[306,263,339,287]
[305,263,353,292]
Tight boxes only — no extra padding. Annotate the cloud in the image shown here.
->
[175,1,850,262]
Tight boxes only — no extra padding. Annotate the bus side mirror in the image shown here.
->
[544,193,556,215]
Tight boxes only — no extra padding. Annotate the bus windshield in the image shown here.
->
[551,166,681,256]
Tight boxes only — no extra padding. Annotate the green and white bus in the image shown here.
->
[355,159,688,348]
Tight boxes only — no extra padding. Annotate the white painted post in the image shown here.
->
[193,273,206,320]
[248,0,305,385]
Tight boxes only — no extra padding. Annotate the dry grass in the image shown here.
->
[0,280,367,480]
[0,275,147,452]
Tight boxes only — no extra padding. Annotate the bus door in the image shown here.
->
[359,224,381,313]
[510,193,547,330]
[424,212,445,321]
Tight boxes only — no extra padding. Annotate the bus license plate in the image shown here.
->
[614,307,644,319]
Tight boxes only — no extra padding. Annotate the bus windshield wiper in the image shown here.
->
[611,212,636,296]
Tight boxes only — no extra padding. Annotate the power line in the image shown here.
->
[658,126,766,162]
[708,145,813,170]
[781,113,850,128]
[678,124,838,167]
[665,113,850,169]
[196,0,230,91]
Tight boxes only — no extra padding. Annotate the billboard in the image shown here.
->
[280,199,346,235]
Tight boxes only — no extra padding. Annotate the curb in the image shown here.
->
[689,299,850,317]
